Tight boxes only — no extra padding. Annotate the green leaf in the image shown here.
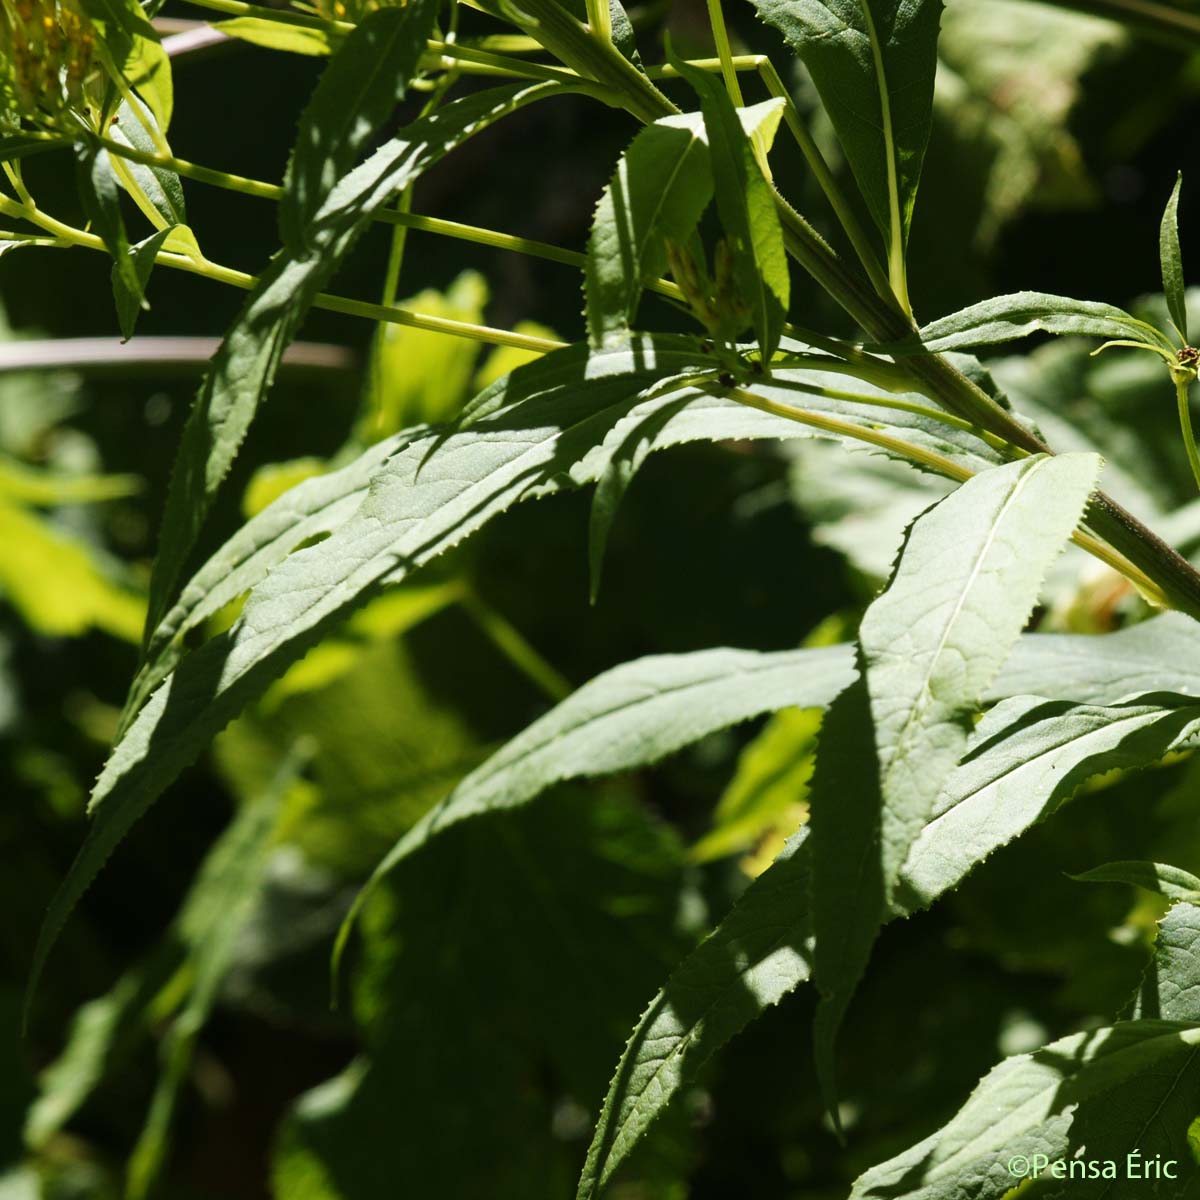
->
[130,353,971,729]
[0,459,139,506]
[112,226,173,342]
[933,3,1120,248]
[1162,172,1188,344]
[848,1021,1200,1199]
[1131,902,1200,1021]
[33,338,1042,1017]
[75,142,139,320]
[811,452,1101,1118]
[26,336,712,1017]
[215,16,338,55]
[110,98,187,230]
[579,686,1200,1193]
[893,291,1166,354]
[1073,861,1200,905]
[750,0,942,304]
[992,612,1200,704]
[279,0,440,251]
[24,750,299,1165]
[123,430,424,732]
[83,0,173,131]
[577,830,814,1200]
[125,749,299,1200]
[897,694,1200,913]
[671,58,789,358]
[336,642,854,965]
[866,453,1100,892]
[278,788,695,1200]
[143,82,555,640]
[24,957,177,1150]
[584,115,713,348]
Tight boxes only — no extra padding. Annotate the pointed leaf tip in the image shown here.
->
[1161,171,1188,344]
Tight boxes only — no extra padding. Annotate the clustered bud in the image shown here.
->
[0,0,95,130]
[664,235,752,344]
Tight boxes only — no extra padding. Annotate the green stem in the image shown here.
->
[769,377,1018,454]
[0,196,565,354]
[459,591,571,701]
[183,0,350,30]
[93,133,585,263]
[727,385,1169,606]
[704,0,744,107]
[1177,375,1200,496]
[502,0,1200,621]
[755,57,893,302]
[728,383,974,480]
[93,131,889,358]
[585,0,613,44]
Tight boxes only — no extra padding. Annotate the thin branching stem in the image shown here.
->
[0,195,564,354]
[725,385,1170,606]
[86,131,878,366]
[1176,375,1200,496]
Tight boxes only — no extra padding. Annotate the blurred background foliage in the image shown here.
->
[3,0,1200,1195]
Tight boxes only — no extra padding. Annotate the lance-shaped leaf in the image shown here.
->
[121,429,423,732]
[1162,172,1189,344]
[25,750,298,1158]
[335,644,855,970]
[126,751,300,1199]
[1073,861,1200,906]
[811,452,1101,1117]
[897,694,1200,913]
[577,830,815,1200]
[989,612,1200,705]
[279,0,439,251]
[76,143,139,320]
[25,336,712,1018]
[578,685,1200,1194]
[848,1021,1200,1200]
[109,99,186,226]
[112,227,174,342]
[83,0,173,132]
[585,116,713,348]
[214,17,337,56]
[584,100,784,349]
[107,99,198,261]
[750,0,942,304]
[866,453,1101,889]
[884,291,1166,354]
[671,58,789,359]
[143,82,557,639]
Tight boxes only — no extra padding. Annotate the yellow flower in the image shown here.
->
[312,0,404,24]
[0,0,95,130]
